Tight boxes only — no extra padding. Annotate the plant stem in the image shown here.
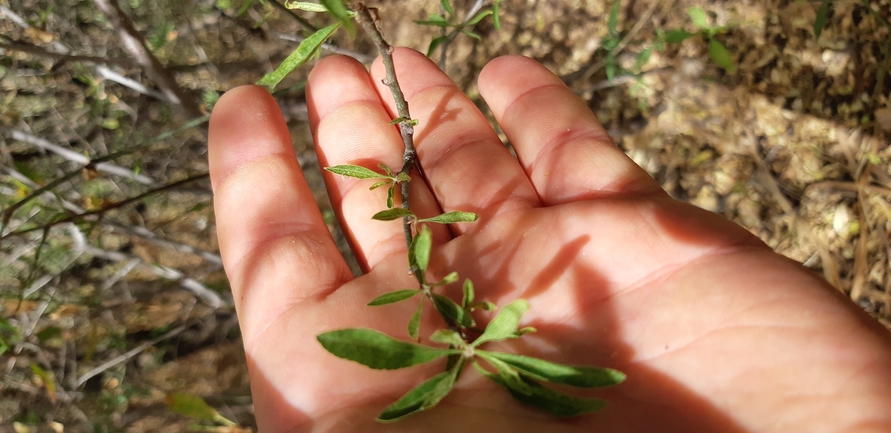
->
[354,2,420,268]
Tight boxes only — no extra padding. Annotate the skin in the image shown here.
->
[207,48,891,432]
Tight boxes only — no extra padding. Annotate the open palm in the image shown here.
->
[208,49,891,432]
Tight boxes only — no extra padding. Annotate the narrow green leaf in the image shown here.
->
[236,0,255,16]
[426,35,450,57]
[430,329,465,347]
[408,301,423,339]
[461,279,474,308]
[317,328,456,370]
[432,293,474,328]
[395,172,411,183]
[368,289,420,306]
[165,393,235,425]
[688,7,709,29]
[372,208,416,221]
[440,0,455,17]
[665,29,695,44]
[483,369,609,416]
[320,0,355,36]
[386,185,395,209]
[472,299,529,347]
[814,0,831,39]
[257,23,340,90]
[708,38,735,72]
[467,9,493,26]
[369,180,391,191]
[410,226,433,275]
[433,271,459,286]
[461,29,482,40]
[415,13,451,27]
[378,163,394,177]
[512,326,537,337]
[284,1,327,12]
[634,47,653,71]
[325,164,386,179]
[482,351,625,388]
[607,1,620,35]
[492,2,501,29]
[418,211,479,224]
[377,368,458,422]
[474,357,529,393]
[471,300,497,311]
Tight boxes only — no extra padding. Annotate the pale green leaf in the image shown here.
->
[368,289,420,306]
[467,9,493,26]
[472,299,529,347]
[377,368,458,422]
[607,1,620,35]
[284,1,327,12]
[483,369,609,416]
[418,211,478,224]
[634,47,653,71]
[426,35,450,57]
[492,1,501,29]
[395,172,411,183]
[461,279,474,308]
[415,13,451,27]
[317,328,456,369]
[471,300,497,311]
[257,23,340,90]
[461,28,482,40]
[372,208,415,221]
[440,0,455,17]
[432,293,474,328]
[320,0,355,36]
[408,300,423,339]
[369,180,391,190]
[378,163,394,177]
[410,226,433,275]
[708,38,735,72]
[688,7,709,29]
[433,271,459,286]
[430,329,465,346]
[165,393,235,425]
[325,164,386,179]
[664,29,695,44]
[482,351,625,388]
[387,185,395,209]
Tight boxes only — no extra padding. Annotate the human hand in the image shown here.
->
[208,49,891,432]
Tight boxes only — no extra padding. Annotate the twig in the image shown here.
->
[0,173,210,239]
[94,0,201,117]
[76,321,192,387]
[354,2,420,262]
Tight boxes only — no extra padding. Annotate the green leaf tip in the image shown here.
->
[320,0,355,36]
[472,299,529,347]
[367,289,420,306]
[317,328,457,370]
[325,164,387,179]
[377,368,458,422]
[257,23,340,91]
[708,38,735,72]
[418,211,478,224]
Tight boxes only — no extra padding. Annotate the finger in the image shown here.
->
[208,85,352,345]
[306,55,449,270]
[479,55,663,205]
[369,48,540,233]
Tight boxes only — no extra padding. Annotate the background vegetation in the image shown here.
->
[1,0,890,430]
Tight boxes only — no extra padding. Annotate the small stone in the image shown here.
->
[875,108,891,132]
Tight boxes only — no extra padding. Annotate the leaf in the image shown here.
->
[461,28,482,40]
[387,185,395,209]
[471,300,497,311]
[30,363,56,404]
[432,271,459,286]
[461,279,474,308]
[389,116,419,125]
[482,351,625,388]
[472,299,529,347]
[430,329,465,347]
[607,0,620,35]
[814,0,831,39]
[165,393,235,426]
[378,163,394,177]
[492,4,501,29]
[440,0,455,18]
[688,7,709,29]
[426,35,450,57]
[408,300,423,339]
[634,47,652,71]
[377,368,458,422]
[663,29,695,44]
[409,226,433,275]
[325,164,387,179]
[367,289,420,306]
[482,369,609,417]
[708,38,735,72]
[467,9,493,26]
[432,293,475,328]
[257,23,340,90]
[318,328,456,370]
[284,1,328,12]
[320,0,355,36]
[395,172,411,183]
[372,208,415,221]
[415,13,452,27]
[369,180,391,190]
[418,211,478,224]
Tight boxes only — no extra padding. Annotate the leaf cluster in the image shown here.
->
[415,0,504,57]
